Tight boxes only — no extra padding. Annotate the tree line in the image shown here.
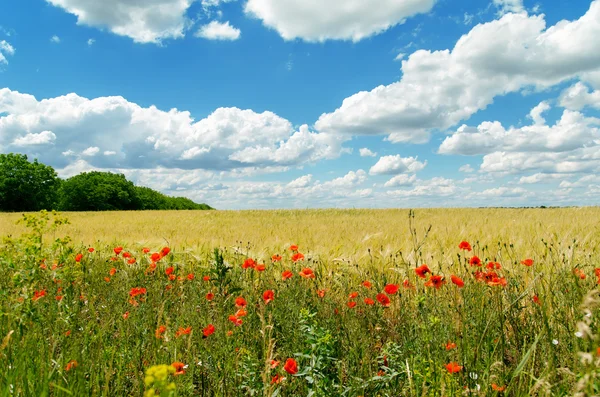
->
[0,153,213,212]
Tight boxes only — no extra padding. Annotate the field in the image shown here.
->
[1,208,600,396]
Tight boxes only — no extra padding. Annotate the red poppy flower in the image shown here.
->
[289,244,298,251]
[364,297,375,305]
[88,247,94,253]
[129,287,147,297]
[486,261,501,270]
[283,358,298,375]
[122,312,129,319]
[282,270,293,280]
[292,252,305,262]
[384,284,399,295]
[175,326,192,338]
[203,275,210,281]
[160,247,171,257]
[424,275,446,289]
[271,254,282,262]
[376,293,391,307]
[595,268,600,278]
[445,362,462,373]
[317,289,326,298]
[150,253,161,262]
[255,264,266,272]
[415,264,431,278]
[403,279,415,289]
[347,301,357,308]
[263,290,275,305]
[487,276,507,287]
[228,315,243,326]
[206,292,214,301]
[458,241,472,251]
[299,268,315,279]
[114,246,123,255]
[450,275,464,288]
[65,360,78,371]
[349,291,358,299]
[235,297,247,307]
[242,258,256,269]
[171,361,185,376]
[155,325,167,339]
[142,247,150,254]
[104,277,111,283]
[532,295,540,305]
[521,258,534,266]
[123,252,132,259]
[235,308,248,317]
[203,324,215,338]
[187,273,194,280]
[362,280,372,289]
[270,360,280,368]
[75,253,83,263]
[469,256,482,266]
[165,266,174,276]
[445,342,457,350]
[55,295,63,301]
[573,268,586,280]
[127,258,136,265]
[492,384,506,392]
[271,375,283,384]
[168,274,176,281]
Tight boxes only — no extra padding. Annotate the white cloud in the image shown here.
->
[0,40,15,64]
[244,0,436,42]
[12,131,56,146]
[359,148,377,157]
[384,174,417,187]
[369,155,427,175]
[87,38,95,46]
[50,35,61,43]
[518,173,568,184]
[287,174,312,189]
[315,1,600,143]
[493,0,524,15]
[82,146,100,156]
[459,164,474,173]
[387,177,459,197]
[46,0,193,44]
[322,170,367,188]
[528,101,550,125]
[196,21,241,41]
[477,186,529,198]
[104,150,116,156]
[559,82,600,110]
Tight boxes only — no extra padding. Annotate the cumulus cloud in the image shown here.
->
[386,177,459,197]
[369,155,426,175]
[0,40,15,64]
[196,21,241,41]
[476,186,529,198]
[459,164,474,173]
[244,0,435,42]
[359,148,377,157]
[383,174,417,187]
[287,174,312,189]
[50,35,61,43]
[12,131,56,146]
[82,146,100,156]
[46,0,193,43]
[560,82,600,110]
[315,1,600,143]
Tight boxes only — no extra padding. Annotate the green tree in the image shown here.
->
[0,153,60,212]
[59,171,141,211]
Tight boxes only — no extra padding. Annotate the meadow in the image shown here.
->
[1,208,600,396]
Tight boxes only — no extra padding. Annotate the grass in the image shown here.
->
[0,208,599,396]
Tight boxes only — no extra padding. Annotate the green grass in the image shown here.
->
[1,209,599,396]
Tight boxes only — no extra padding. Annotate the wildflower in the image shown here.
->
[171,361,185,376]
[532,295,540,305]
[458,241,472,251]
[75,253,83,263]
[486,261,501,270]
[271,375,284,384]
[445,342,457,350]
[127,258,136,265]
[283,358,298,375]
[206,291,214,301]
[469,256,482,266]
[114,246,123,255]
[364,297,375,305]
[376,293,391,307]
[160,247,171,257]
[573,268,586,280]
[292,252,305,262]
[235,297,247,307]
[32,289,47,301]
[299,268,315,279]
[88,247,94,253]
[415,264,431,278]
[235,308,248,317]
[575,331,583,338]
[255,264,266,272]
[492,383,506,391]
[187,273,194,280]
[228,315,243,326]
[202,324,215,338]
[129,287,147,297]
[151,253,161,262]
[109,268,116,276]
[384,284,399,295]
[521,258,534,267]
[425,275,446,289]
[165,267,174,276]
[242,258,256,269]
[270,360,280,368]
[272,254,282,262]
[168,274,176,281]
[317,289,326,298]
[595,268,600,277]
[349,291,359,299]
[65,330,71,337]
[55,295,63,301]
[403,279,415,289]
[123,252,132,259]
[362,280,372,289]
[289,244,298,251]
[445,362,462,373]
[552,339,559,345]
[155,326,167,339]
[65,360,78,371]
[347,301,357,308]
[122,312,129,319]
[142,247,150,254]
[487,276,507,287]
[175,327,192,338]
[203,275,210,281]
[282,270,293,280]
[451,275,464,288]
[263,290,275,305]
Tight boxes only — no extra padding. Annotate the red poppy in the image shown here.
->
[129,287,147,297]
[109,268,116,276]
[168,274,176,281]
[55,295,63,301]
[171,361,185,376]
[364,297,375,305]
[376,293,391,307]
[263,290,275,305]
[242,258,256,269]
[114,246,123,255]
[123,252,132,259]
[255,264,266,272]
[424,275,446,289]
[271,375,283,384]
[486,261,501,270]
[362,280,372,289]
[573,268,586,280]
[595,268,600,278]
[32,289,47,301]
[75,253,83,263]
[292,252,305,262]
[150,253,161,262]
[160,247,171,257]
[450,275,464,288]
[127,258,136,265]
[282,270,293,280]
[228,315,243,326]
[317,289,326,298]
[403,279,415,289]
[445,362,462,373]
[283,358,298,375]
[235,297,247,307]
[165,266,174,276]
[384,284,399,295]
[532,295,540,305]
[415,264,431,278]
[492,384,506,392]
[88,247,94,253]
[203,275,210,281]
[458,241,472,251]
[445,342,457,350]
[349,291,358,299]
[65,360,78,371]
[521,258,534,267]
[487,276,507,287]
[235,308,248,317]
[104,277,111,283]
[155,325,167,339]
[122,312,129,319]
[299,268,315,279]
[272,254,282,262]
[270,360,280,368]
[347,301,357,308]
[187,273,194,280]
[175,326,192,338]
[203,324,215,338]
[142,247,150,254]
[289,244,298,251]
[469,256,482,266]
[206,292,214,301]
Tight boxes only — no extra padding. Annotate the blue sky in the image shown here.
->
[1,0,599,209]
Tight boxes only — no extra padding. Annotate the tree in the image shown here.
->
[59,171,141,211]
[0,153,60,212]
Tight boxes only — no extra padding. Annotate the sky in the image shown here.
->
[1,0,600,209]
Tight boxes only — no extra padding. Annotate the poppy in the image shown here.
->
[75,253,83,263]
[127,258,136,265]
[142,247,150,254]
[168,274,176,281]
[263,290,275,305]
[175,327,192,338]
[364,297,375,305]
[271,375,284,384]
[55,295,63,301]
[445,362,462,373]
[486,261,501,270]
[114,246,123,255]
[270,360,280,368]
[155,325,167,339]
[532,295,540,305]
[292,253,305,262]
[347,301,357,308]
[349,292,358,299]
[203,275,210,281]
[109,268,117,276]
[122,312,129,319]
[65,360,78,371]
[362,280,372,289]
[171,361,185,376]
[255,264,266,272]
[203,324,215,338]
[299,268,315,279]
[206,292,214,301]
[487,276,507,287]
[228,315,243,326]
[187,273,194,280]
[235,308,248,317]
[469,256,482,266]
[242,258,256,269]
[160,247,171,257]
[88,247,94,253]
[165,267,175,276]
[235,297,247,307]
[458,241,472,251]
[129,287,147,297]
[573,268,586,280]
[521,258,534,267]
[317,289,326,298]
[33,289,47,301]
[123,252,132,259]
[272,254,282,262]
[403,279,415,289]
[415,265,431,278]
[376,293,391,307]
[283,358,298,375]
[384,284,399,295]
[491,384,506,391]
[595,268,600,278]
[450,275,464,288]
[289,244,298,251]
[282,270,293,280]
[425,275,446,289]
[151,253,161,262]
[445,342,457,350]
